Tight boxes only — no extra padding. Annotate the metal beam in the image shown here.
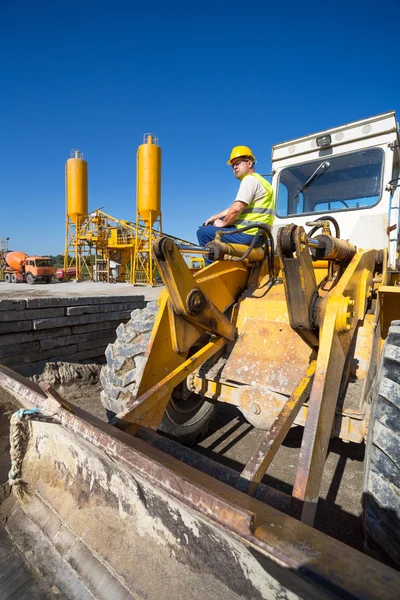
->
[239,361,316,495]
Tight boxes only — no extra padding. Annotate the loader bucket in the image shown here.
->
[0,365,399,600]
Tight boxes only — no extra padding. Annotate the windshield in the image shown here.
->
[35,259,53,267]
[276,148,384,217]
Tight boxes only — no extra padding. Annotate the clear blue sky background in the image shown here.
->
[1,0,399,254]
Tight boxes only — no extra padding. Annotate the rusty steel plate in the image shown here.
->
[223,320,312,395]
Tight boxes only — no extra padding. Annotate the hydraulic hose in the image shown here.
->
[307,215,340,239]
[217,223,275,278]
[226,230,263,262]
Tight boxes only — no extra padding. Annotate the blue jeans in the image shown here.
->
[197,226,254,264]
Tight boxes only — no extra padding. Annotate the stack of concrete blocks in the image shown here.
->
[0,295,146,375]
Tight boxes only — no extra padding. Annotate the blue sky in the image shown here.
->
[1,0,399,254]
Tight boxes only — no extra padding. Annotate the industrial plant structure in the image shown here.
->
[64,136,191,285]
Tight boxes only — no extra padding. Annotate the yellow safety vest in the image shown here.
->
[233,173,275,236]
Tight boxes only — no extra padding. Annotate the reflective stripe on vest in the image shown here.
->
[234,173,275,235]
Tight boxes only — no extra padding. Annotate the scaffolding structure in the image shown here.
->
[133,211,162,285]
[64,209,192,284]
[64,215,93,280]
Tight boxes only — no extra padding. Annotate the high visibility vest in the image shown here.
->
[233,173,275,235]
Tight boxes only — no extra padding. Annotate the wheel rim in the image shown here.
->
[167,340,213,424]
[170,384,205,417]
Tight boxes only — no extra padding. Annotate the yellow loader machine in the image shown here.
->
[1,111,400,599]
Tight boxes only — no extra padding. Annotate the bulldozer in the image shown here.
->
[1,111,400,599]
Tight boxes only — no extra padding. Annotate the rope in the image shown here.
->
[8,408,43,489]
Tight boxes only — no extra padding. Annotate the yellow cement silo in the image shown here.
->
[136,134,161,224]
[64,149,90,281]
[66,150,88,218]
[134,134,162,285]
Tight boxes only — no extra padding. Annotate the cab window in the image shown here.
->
[277,148,383,217]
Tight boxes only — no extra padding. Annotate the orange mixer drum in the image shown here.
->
[4,252,27,271]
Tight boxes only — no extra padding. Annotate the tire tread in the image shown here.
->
[100,301,215,443]
[363,320,400,566]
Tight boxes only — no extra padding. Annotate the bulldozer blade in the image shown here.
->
[0,365,399,600]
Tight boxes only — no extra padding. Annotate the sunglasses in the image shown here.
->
[231,159,250,169]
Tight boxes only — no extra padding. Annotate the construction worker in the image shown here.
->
[197,146,275,257]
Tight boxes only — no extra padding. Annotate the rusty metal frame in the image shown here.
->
[239,361,316,495]
[290,249,376,525]
[189,373,367,444]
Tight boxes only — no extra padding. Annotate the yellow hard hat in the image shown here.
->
[227,145,256,165]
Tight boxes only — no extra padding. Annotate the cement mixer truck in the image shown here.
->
[2,251,54,284]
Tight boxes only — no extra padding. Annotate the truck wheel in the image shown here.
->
[10,274,17,283]
[363,320,400,566]
[4,273,11,283]
[100,302,216,444]
[26,273,35,285]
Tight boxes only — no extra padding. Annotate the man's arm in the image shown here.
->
[213,201,246,227]
[214,177,256,227]
[205,176,255,226]
[204,207,229,225]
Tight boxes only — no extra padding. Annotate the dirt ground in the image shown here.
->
[59,379,365,554]
[0,280,163,301]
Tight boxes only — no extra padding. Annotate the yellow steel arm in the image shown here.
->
[291,248,376,525]
[115,238,250,430]
[117,337,226,425]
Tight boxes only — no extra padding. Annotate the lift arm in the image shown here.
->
[277,225,320,348]
[277,224,375,525]
[115,237,250,430]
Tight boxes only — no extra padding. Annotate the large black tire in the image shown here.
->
[26,273,35,285]
[100,302,216,444]
[363,320,400,566]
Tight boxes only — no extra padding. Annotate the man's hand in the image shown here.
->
[219,201,246,227]
[204,208,229,225]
